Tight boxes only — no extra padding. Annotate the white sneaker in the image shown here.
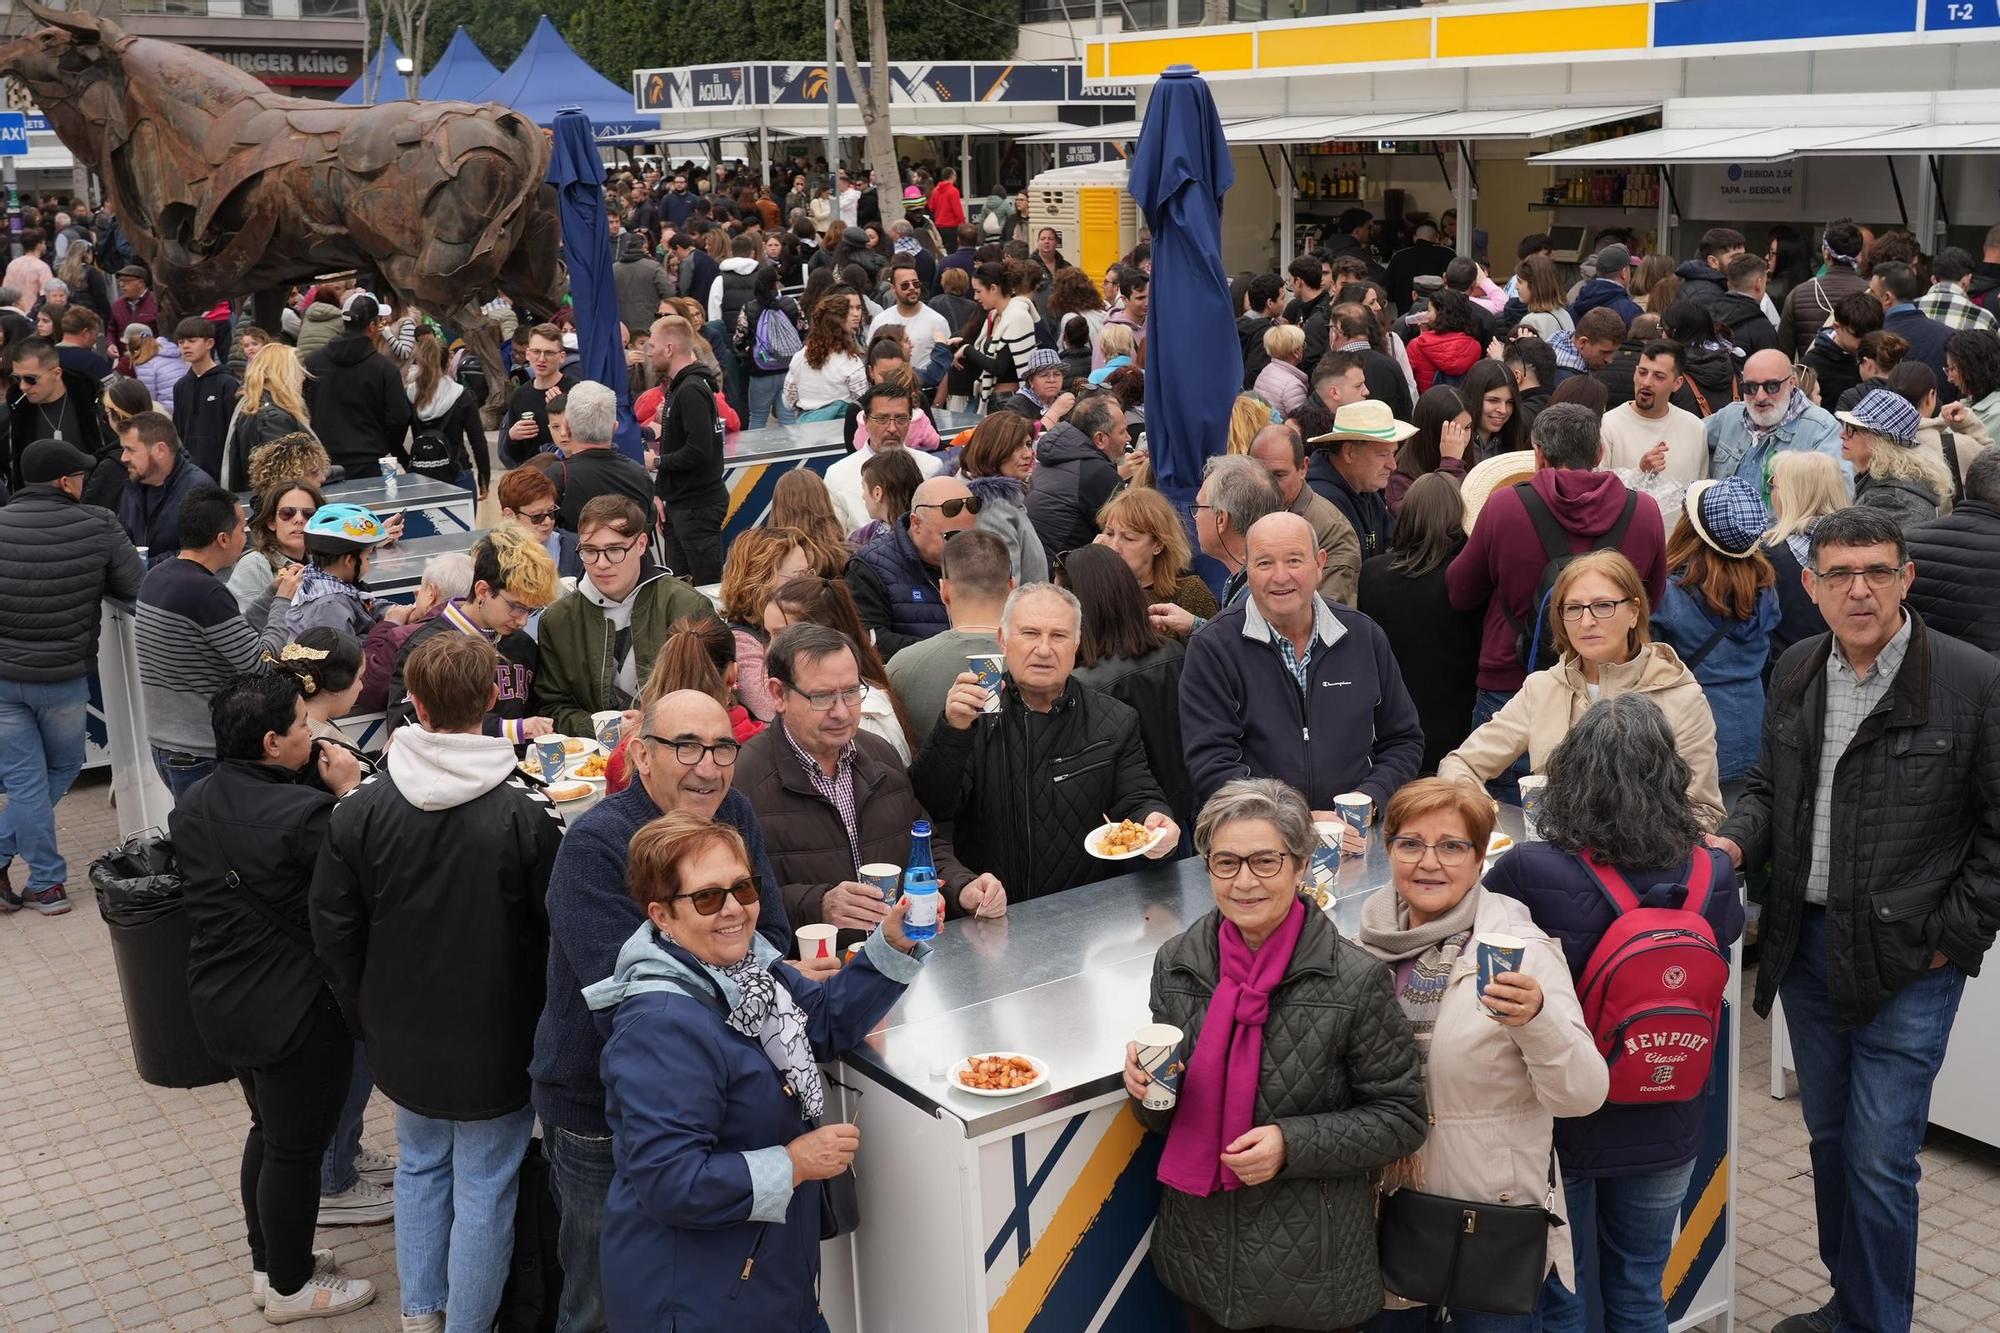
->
[262,1271,376,1323]
[316,1177,396,1225]
[354,1146,398,1186]
[252,1249,334,1307]
[400,1315,444,1333]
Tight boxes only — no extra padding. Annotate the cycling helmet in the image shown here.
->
[303,503,390,559]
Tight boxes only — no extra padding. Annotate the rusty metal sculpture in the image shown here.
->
[0,1,564,409]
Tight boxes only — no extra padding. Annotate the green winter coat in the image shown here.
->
[531,569,712,736]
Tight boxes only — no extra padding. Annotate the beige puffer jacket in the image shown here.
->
[1437,641,1725,829]
[1361,887,1607,1295]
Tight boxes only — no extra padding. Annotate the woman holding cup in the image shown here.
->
[1483,697,1742,1333]
[1437,550,1724,830]
[1356,778,1607,1330]
[1122,778,1428,1333]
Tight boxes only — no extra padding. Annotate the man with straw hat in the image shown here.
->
[1305,399,1418,560]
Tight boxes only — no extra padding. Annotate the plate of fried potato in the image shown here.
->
[1088,818,1166,861]
[569,750,610,780]
[949,1052,1048,1098]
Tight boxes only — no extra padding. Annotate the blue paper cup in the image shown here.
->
[860,862,902,906]
[1518,775,1549,841]
[1134,1023,1186,1111]
[533,737,567,783]
[1477,934,1527,1016]
[1333,792,1371,856]
[968,653,1005,714]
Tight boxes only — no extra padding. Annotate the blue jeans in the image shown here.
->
[546,1125,614,1333]
[1366,1304,1539,1331]
[1539,1161,1695,1333]
[747,373,794,429]
[1471,687,1528,805]
[1781,909,1965,1333]
[319,1041,371,1195]
[0,676,90,888]
[151,745,215,802]
[395,1105,536,1328]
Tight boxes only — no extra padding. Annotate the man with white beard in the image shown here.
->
[1704,347,1845,503]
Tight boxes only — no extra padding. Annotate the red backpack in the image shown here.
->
[1575,850,1729,1105]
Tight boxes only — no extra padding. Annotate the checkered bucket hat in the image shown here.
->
[1683,477,1771,558]
[1836,388,1920,448]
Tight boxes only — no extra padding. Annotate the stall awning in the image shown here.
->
[1021,119,1146,142]
[1531,123,1909,164]
[1821,124,2000,154]
[1219,104,1652,145]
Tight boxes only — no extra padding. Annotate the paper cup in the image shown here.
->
[1478,934,1528,1016]
[590,710,625,752]
[859,863,902,905]
[968,653,1005,714]
[1134,1022,1186,1111]
[1332,792,1371,856]
[797,923,838,961]
[1517,775,1549,841]
[533,737,567,783]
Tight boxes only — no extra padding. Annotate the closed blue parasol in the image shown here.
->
[1127,65,1238,506]
[548,107,644,460]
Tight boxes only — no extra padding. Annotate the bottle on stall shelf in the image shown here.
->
[903,819,940,942]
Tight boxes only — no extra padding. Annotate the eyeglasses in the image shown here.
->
[914,495,983,519]
[1559,597,1634,622]
[277,505,317,522]
[11,373,40,387]
[786,682,865,711]
[642,733,740,767]
[514,506,559,526]
[1742,376,1793,398]
[579,539,637,564]
[1811,564,1904,591]
[1185,502,1213,519]
[666,876,761,916]
[866,413,912,428]
[498,592,537,618]
[1204,850,1294,879]
[1387,835,1480,866]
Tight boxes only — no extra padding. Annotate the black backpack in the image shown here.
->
[1504,483,1640,674]
[495,1136,564,1333]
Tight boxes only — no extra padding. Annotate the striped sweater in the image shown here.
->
[136,557,288,754]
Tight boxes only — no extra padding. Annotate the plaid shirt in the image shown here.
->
[1244,592,1340,699]
[1806,611,1912,906]
[1916,281,1998,334]
[783,721,862,870]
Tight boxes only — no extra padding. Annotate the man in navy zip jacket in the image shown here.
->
[1179,512,1423,838]
[528,689,796,1333]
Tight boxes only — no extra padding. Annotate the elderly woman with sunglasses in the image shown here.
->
[1123,778,1427,1333]
[1356,778,1606,1331]
[586,811,927,1333]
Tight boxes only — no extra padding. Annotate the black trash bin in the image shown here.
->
[89,830,232,1089]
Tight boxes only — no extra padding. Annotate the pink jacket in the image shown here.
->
[1254,359,1309,417]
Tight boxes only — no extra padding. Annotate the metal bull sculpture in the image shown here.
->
[0,0,564,410]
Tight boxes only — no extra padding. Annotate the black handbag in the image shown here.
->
[1377,1165,1560,1317]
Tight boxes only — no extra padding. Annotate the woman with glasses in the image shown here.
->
[228,478,323,629]
[1488,697,1742,1333]
[496,463,582,580]
[1837,387,1953,532]
[1356,777,1607,1332]
[590,811,927,1333]
[762,574,916,760]
[1122,778,1428,1333]
[1440,550,1725,828]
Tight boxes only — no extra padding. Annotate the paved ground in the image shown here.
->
[4,771,1998,1332]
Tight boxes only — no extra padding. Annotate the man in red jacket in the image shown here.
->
[1445,402,1667,788]
[929,166,966,231]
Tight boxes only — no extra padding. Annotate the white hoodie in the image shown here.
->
[386,726,520,811]
[708,255,761,325]
[404,365,469,424]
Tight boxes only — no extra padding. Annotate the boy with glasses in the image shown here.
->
[384,526,559,741]
[533,494,711,738]
[1704,347,1844,503]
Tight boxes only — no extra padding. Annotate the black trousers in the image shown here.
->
[235,992,353,1294]
[657,499,726,584]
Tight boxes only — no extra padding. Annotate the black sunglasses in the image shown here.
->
[914,495,983,519]
[668,877,761,916]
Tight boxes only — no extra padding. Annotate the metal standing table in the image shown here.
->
[820,807,1741,1333]
[320,474,476,540]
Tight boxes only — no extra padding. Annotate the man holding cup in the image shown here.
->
[1179,512,1425,850]
[737,623,1007,933]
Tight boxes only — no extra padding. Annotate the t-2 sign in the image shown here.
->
[1928,0,1996,27]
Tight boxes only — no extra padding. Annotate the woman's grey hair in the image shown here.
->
[1194,778,1317,865]
[420,551,474,601]
[1537,694,1703,869]
[1204,452,1282,536]
[564,380,617,445]
[1001,581,1082,635]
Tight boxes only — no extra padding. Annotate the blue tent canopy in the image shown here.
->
[420,27,501,102]
[335,34,404,105]
[474,16,646,137]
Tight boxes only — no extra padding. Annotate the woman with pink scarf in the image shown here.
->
[1123,779,1428,1332]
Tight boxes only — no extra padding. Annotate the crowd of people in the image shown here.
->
[3,166,1999,1333]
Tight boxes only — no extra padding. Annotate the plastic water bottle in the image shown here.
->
[902,819,940,942]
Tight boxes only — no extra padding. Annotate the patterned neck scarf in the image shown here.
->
[715,954,824,1120]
